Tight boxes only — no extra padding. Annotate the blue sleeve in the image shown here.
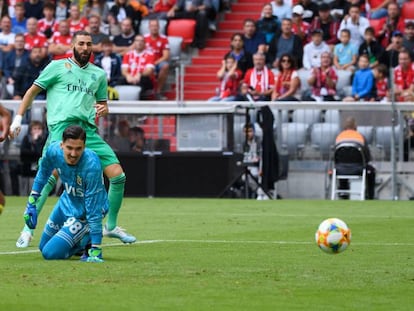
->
[31,145,56,193]
[352,72,359,96]
[357,72,374,98]
[84,158,108,245]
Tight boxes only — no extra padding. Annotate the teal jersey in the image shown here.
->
[34,58,107,128]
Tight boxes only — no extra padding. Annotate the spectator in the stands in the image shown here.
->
[67,4,90,35]
[37,2,58,39]
[304,51,338,102]
[367,0,391,20]
[309,3,340,47]
[144,18,170,99]
[82,0,110,23]
[208,54,242,102]
[55,0,70,22]
[270,0,291,21]
[393,49,414,102]
[48,19,73,60]
[372,63,388,101]
[403,21,414,57]
[338,4,369,47]
[109,119,131,152]
[242,18,267,55]
[2,33,29,87]
[268,18,303,69]
[12,47,48,99]
[112,17,135,56]
[88,14,110,55]
[358,27,384,69]
[302,28,330,70]
[297,0,319,24]
[377,2,405,48]
[19,120,47,195]
[167,0,216,49]
[0,15,15,53]
[334,29,358,72]
[271,53,301,101]
[343,54,374,101]
[109,0,142,33]
[24,0,44,20]
[236,52,274,102]
[149,0,176,20]
[129,126,146,153]
[291,5,310,43]
[121,34,155,99]
[94,38,122,87]
[24,17,48,59]
[380,30,404,68]
[224,33,253,78]
[11,3,27,34]
[256,3,280,45]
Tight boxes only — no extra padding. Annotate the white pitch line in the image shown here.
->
[1,239,414,256]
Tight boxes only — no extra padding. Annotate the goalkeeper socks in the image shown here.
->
[22,175,57,234]
[106,173,126,231]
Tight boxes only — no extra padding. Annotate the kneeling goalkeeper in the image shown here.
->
[24,125,108,262]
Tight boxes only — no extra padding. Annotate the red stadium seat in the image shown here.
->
[369,18,383,37]
[167,19,196,48]
[401,1,414,20]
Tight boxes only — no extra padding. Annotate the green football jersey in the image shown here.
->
[34,58,108,128]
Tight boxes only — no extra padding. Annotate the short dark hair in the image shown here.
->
[129,126,145,136]
[72,30,91,43]
[62,125,86,142]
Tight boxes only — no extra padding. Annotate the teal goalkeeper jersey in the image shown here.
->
[34,58,108,128]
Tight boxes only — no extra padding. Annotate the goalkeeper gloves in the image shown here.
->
[82,247,104,263]
[9,115,22,139]
[23,192,40,229]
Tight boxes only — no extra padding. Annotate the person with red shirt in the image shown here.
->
[209,54,242,101]
[150,0,176,19]
[67,3,89,35]
[367,0,391,20]
[393,49,414,102]
[144,18,170,99]
[236,52,274,101]
[48,19,73,60]
[37,2,58,39]
[24,17,48,58]
[271,53,300,101]
[373,63,388,101]
[121,34,155,99]
[377,2,405,48]
[291,5,310,43]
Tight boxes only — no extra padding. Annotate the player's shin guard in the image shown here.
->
[106,173,126,231]
[21,175,57,234]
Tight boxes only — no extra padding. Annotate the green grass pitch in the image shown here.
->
[0,197,413,310]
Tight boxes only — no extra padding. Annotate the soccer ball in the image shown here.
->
[315,218,351,254]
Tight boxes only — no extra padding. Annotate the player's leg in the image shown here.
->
[85,129,136,243]
[41,216,89,260]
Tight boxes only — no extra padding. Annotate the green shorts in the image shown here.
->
[43,121,119,169]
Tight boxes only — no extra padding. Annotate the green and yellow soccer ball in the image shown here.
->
[315,218,351,254]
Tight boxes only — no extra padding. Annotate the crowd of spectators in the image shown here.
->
[0,0,232,101]
[211,0,414,105]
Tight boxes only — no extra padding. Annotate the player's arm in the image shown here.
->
[0,104,11,142]
[95,100,108,117]
[9,84,43,138]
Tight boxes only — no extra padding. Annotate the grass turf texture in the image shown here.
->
[0,197,413,310]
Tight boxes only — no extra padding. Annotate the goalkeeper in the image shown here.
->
[9,30,135,247]
[26,125,108,262]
